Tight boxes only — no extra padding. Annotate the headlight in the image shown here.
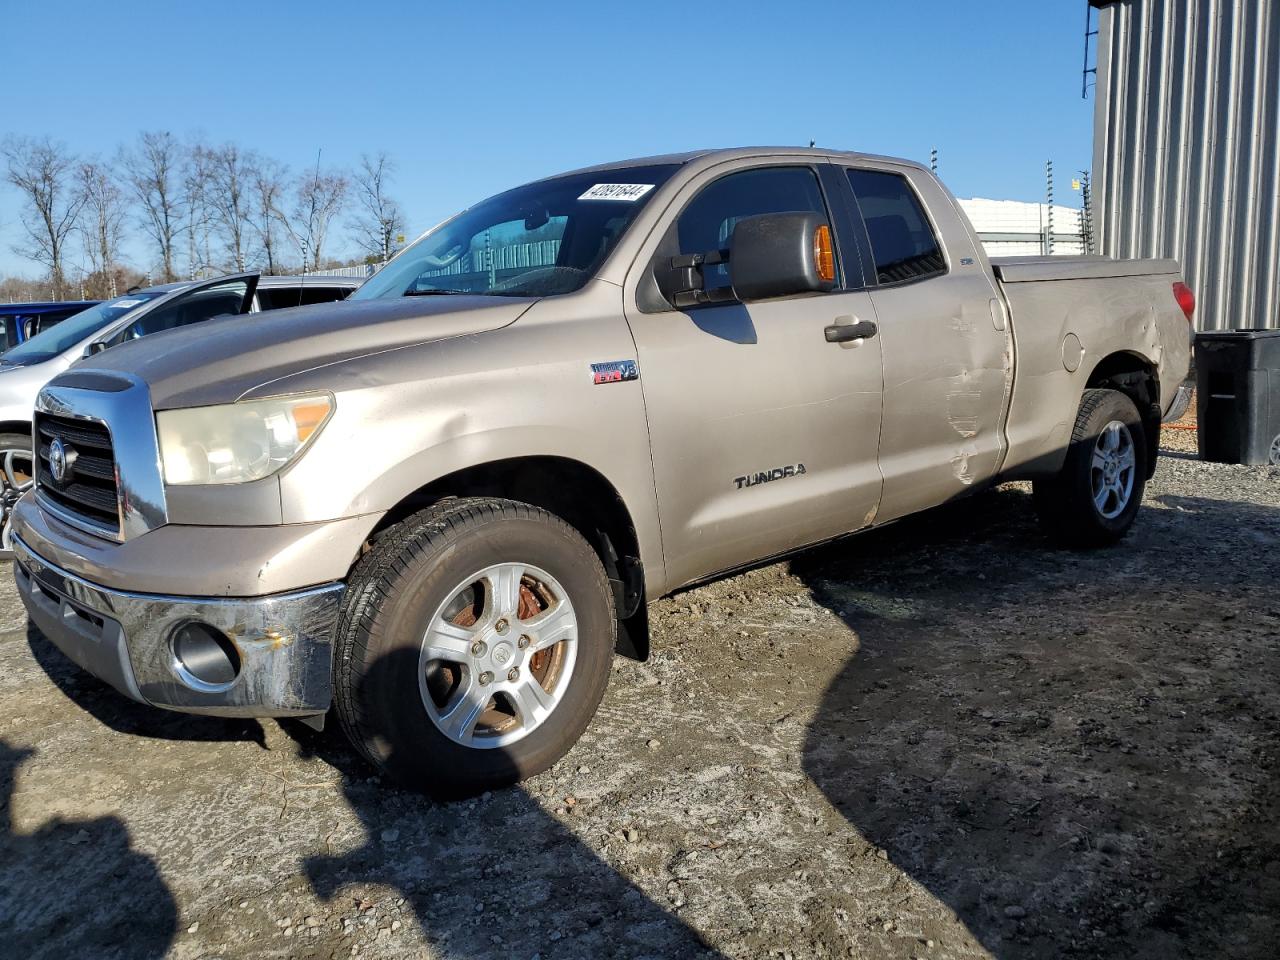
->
[157,394,333,485]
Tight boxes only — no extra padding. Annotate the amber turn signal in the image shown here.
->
[292,401,332,442]
[813,224,836,285]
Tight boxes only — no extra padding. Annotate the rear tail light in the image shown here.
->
[1173,281,1195,323]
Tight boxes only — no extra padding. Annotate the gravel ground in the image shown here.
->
[1,431,1277,960]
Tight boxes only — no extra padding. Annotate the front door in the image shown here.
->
[625,162,885,589]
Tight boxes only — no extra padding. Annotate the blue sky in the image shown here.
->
[0,0,1095,278]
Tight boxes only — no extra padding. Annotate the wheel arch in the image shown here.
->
[0,420,35,557]
[365,455,650,660]
[1084,350,1161,479]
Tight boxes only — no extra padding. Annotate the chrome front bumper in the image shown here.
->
[14,534,344,717]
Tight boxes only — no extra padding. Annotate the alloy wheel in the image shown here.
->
[1091,420,1136,520]
[418,562,578,749]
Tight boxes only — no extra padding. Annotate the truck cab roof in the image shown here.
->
[550,146,931,181]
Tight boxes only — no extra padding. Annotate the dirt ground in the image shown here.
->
[2,430,1278,960]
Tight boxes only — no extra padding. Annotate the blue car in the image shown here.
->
[0,300,99,351]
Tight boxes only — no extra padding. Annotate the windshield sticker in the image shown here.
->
[578,183,655,202]
[112,299,145,309]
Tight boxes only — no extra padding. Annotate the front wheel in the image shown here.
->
[0,431,35,560]
[1033,388,1147,548]
[333,498,615,796]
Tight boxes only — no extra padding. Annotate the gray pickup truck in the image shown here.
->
[13,148,1194,795]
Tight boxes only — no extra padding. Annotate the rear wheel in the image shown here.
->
[1033,389,1147,547]
[0,430,34,560]
[333,497,615,796]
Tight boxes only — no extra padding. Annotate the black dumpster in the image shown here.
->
[1196,329,1280,465]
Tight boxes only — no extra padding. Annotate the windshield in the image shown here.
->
[1,292,164,365]
[352,163,679,301]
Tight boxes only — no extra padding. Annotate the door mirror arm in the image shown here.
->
[658,250,735,309]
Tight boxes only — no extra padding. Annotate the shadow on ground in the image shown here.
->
[286,656,721,960]
[796,487,1280,959]
[0,739,178,959]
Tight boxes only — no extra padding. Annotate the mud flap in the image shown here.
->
[615,603,650,662]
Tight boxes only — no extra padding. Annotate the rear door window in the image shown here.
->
[847,169,946,284]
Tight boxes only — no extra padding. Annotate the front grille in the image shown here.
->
[35,413,120,536]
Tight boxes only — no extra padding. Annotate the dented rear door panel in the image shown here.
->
[841,162,1014,523]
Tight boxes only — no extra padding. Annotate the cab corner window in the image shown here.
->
[847,169,945,285]
[674,167,833,297]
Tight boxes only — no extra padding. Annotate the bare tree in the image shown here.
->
[250,158,289,275]
[349,152,405,263]
[76,160,128,298]
[122,131,184,282]
[181,143,217,278]
[2,136,86,298]
[207,144,256,271]
[284,163,348,271]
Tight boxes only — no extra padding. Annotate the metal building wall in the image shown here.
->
[1093,0,1280,330]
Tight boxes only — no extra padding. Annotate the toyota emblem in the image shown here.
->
[49,437,68,484]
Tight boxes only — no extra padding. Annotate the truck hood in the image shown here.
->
[77,295,537,409]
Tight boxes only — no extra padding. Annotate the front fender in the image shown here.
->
[274,291,666,594]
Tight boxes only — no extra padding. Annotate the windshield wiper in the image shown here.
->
[403,288,469,296]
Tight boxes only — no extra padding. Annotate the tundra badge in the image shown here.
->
[734,464,807,489]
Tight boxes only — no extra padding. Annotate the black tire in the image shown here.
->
[333,497,615,797]
[1033,388,1147,548]
[0,430,34,560]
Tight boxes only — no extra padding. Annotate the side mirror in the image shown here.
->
[729,211,837,302]
[83,341,109,359]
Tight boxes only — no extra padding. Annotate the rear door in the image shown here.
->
[625,160,885,589]
[837,163,1012,521]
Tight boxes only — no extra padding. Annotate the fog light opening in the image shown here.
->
[171,622,241,691]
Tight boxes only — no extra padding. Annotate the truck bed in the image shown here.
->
[993,253,1192,481]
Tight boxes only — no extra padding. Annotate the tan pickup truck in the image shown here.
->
[13,147,1194,795]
